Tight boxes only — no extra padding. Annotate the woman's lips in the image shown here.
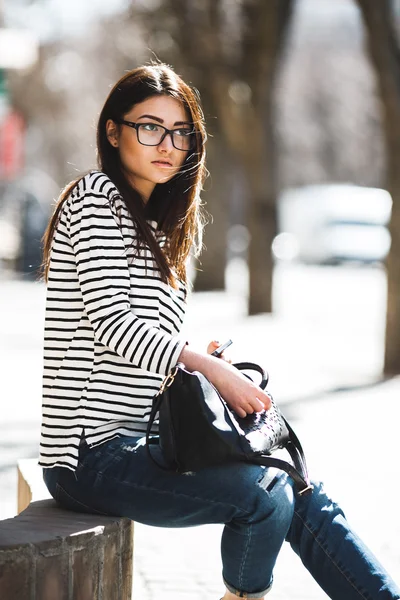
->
[152,160,173,168]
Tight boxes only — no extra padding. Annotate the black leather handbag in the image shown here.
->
[146,361,313,495]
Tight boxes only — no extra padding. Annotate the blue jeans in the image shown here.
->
[43,435,400,599]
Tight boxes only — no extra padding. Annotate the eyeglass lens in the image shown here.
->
[137,124,194,150]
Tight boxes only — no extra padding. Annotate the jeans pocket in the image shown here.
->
[54,482,109,516]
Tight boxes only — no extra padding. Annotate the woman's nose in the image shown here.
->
[158,133,174,152]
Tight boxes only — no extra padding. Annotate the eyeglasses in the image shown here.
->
[116,119,196,151]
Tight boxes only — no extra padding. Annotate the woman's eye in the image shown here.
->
[142,123,160,132]
[175,129,193,137]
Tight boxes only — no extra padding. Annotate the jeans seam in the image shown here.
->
[293,508,372,600]
[238,522,252,593]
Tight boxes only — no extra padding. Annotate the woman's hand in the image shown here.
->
[206,340,232,363]
[210,361,271,418]
[179,345,271,418]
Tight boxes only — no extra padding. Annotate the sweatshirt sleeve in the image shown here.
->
[68,176,187,376]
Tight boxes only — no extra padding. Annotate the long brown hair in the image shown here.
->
[42,63,207,286]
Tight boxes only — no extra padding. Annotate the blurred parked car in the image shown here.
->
[272,184,392,265]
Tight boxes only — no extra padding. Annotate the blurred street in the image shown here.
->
[1,262,399,598]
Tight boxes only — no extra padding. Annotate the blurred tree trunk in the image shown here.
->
[138,0,293,313]
[206,1,294,314]
[357,0,400,374]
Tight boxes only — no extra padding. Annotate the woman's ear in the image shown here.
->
[106,119,119,148]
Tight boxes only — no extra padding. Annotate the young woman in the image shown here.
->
[40,63,400,599]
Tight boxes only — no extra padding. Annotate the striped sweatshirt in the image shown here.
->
[39,171,188,471]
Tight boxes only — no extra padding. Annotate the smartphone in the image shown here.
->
[211,339,233,358]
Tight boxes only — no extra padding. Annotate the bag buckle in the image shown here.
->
[298,483,314,496]
[157,366,179,395]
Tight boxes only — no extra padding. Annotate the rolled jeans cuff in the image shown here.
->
[223,576,273,598]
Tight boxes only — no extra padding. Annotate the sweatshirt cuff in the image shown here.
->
[162,338,188,375]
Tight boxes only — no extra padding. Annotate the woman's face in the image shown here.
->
[106,95,192,202]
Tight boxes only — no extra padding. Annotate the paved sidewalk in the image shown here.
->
[1,265,399,597]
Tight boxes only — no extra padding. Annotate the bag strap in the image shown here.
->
[146,391,168,469]
[255,413,312,494]
[249,454,312,495]
[282,416,309,480]
[233,362,269,389]
[146,368,179,471]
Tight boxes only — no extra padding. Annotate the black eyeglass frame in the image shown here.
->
[115,119,196,151]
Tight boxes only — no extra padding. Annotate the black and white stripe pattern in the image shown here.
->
[39,171,187,470]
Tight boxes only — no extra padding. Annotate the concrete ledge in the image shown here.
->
[0,499,134,600]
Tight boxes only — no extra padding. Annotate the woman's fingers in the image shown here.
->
[235,406,248,418]
[206,340,232,363]
[260,391,272,410]
[237,393,272,416]
[250,397,265,412]
[207,340,220,354]
[243,394,270,414]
